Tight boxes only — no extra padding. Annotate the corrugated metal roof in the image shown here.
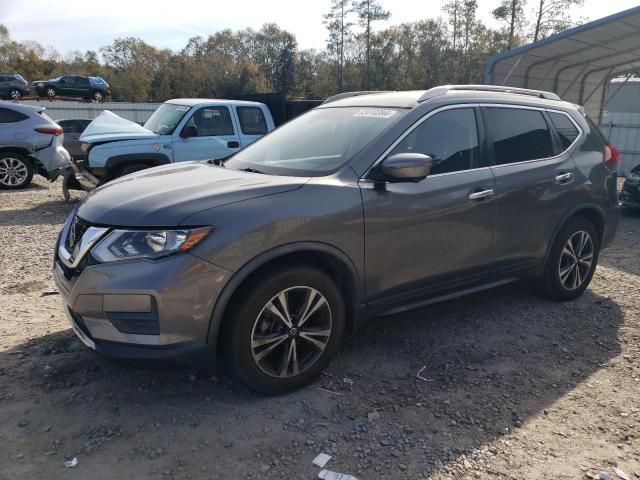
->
[484,6,640,123]
[16,100,161,123]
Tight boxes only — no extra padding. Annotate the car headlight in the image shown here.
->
[91,227,212,263]
[80,143,90,153]
[627,172,640,182]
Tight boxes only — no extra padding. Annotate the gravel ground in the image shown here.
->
[0,177,639,480]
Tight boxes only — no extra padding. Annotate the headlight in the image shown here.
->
[91,227,212,263]
[80,143,90,153]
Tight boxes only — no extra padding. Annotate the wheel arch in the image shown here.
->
[103,153,171,181]
[544,204,606,266]
[206,242,366,353]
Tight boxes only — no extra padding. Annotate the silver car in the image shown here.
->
[0,103,71,189]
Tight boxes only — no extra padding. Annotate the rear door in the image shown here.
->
[483,105,580,275]
[361,106,497,308]
[234,105,271,147]
[59,76,76,96]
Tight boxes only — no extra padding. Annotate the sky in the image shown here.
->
[0,0,638,54]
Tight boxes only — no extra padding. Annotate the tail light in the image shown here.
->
[35,126,63,136]
[604,143,621,168]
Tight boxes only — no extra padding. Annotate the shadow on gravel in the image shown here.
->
[0,282,623,479]
[0,199,76,226]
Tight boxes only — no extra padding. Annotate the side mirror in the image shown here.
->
[180,125,198,138]
[381,152,433,182]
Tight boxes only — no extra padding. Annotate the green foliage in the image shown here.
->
[0,0,585,103]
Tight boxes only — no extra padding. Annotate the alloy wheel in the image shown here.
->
[0,157,29,187]
[251,286,332,378]
[558,230,594,290]
[46,88,56,97]
[93,92,103,101]
[10,89,21,100]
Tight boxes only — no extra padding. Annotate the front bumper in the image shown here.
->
[53,249,233,363]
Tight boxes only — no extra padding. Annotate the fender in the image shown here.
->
[105,152,171,170]
[205,241,366,350]
[542,202,606,268]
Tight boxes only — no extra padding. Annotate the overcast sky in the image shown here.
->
[1,0,638,54]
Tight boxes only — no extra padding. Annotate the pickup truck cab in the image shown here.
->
[79,99,275,182]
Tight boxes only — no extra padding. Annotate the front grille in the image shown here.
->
[65,215,91,251]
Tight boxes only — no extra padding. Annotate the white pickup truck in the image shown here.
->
[69,98,275,190]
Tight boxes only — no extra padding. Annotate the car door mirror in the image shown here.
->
[180,125,198,138]
[381,152,433,182]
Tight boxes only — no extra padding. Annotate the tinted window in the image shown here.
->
[580,116,606,153]
[0,76,7,82]
[58,120,75,133]
[0,108,29,123]
[390,108,479,175]
[549,112,580,149]
[76,77,90,88]
[237,107,267,135]
[77,120,92,132]
[485,108,553,164]
[187,107,234,136]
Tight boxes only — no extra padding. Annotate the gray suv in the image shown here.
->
[53,85,620,394]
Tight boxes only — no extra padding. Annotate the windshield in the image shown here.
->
[224,106,406,176]
[144,103,191,135]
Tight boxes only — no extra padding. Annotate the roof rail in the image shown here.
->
[322,91,389,105]
[418,84,561,102]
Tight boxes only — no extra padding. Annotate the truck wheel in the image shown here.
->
[115,163,150,179]
[0,154,34,189]
[221,266,346,395]
[92,91,104,102]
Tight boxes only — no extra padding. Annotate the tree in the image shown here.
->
[324,0,353,92]
[492,0,526,50]
[354,0,389,89]
[532,0,584,42]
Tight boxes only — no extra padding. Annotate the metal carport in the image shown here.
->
[484,6,640,124]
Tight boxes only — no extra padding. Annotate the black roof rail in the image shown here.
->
[322,91,390,105]
[418,84,561,102]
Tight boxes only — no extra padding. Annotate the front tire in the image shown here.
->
[45,87,56,98]
[0,154,34,189]
[540,217,600,301]
[92,90,104,102]
[9,89,22,100]
[222,267,346,394]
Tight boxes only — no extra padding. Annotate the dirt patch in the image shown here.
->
[0,178,639,480]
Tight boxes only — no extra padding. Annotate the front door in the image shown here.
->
[172,106,241,162]
[482,106,579,274]
[361,107,497,308]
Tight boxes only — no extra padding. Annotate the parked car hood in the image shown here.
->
[80,110,159,144]
[76,161,307,226]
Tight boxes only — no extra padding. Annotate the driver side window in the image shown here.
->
[390,108,479,175]
[186,107,234,137]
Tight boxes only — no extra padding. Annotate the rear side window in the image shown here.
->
[391,108,479,175]
[237,107,267,135]
[580,116,606,153]
[549,112,580,149]
[484,108,553,164]
[0,108,29,123]
[76,77,90,88]
[187,107,234,136]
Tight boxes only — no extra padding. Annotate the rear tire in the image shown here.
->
[540,217,600,301]
[9,89,22,100]
[221,266,346,395]
[92,90,104,102]
[0,153,34,189]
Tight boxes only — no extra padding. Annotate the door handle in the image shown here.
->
[227,141,240,148]
[555,172,573,184]
[468,189,494,200]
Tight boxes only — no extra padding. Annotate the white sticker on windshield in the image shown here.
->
[354,108,397,119]
[176,106,190,111]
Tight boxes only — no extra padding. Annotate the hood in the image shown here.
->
[80,110,159,144]
[76,161,307,226]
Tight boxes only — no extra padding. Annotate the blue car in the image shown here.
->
[75,98,275,186]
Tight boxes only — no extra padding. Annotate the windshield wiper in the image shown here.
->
[237,167,265,174]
